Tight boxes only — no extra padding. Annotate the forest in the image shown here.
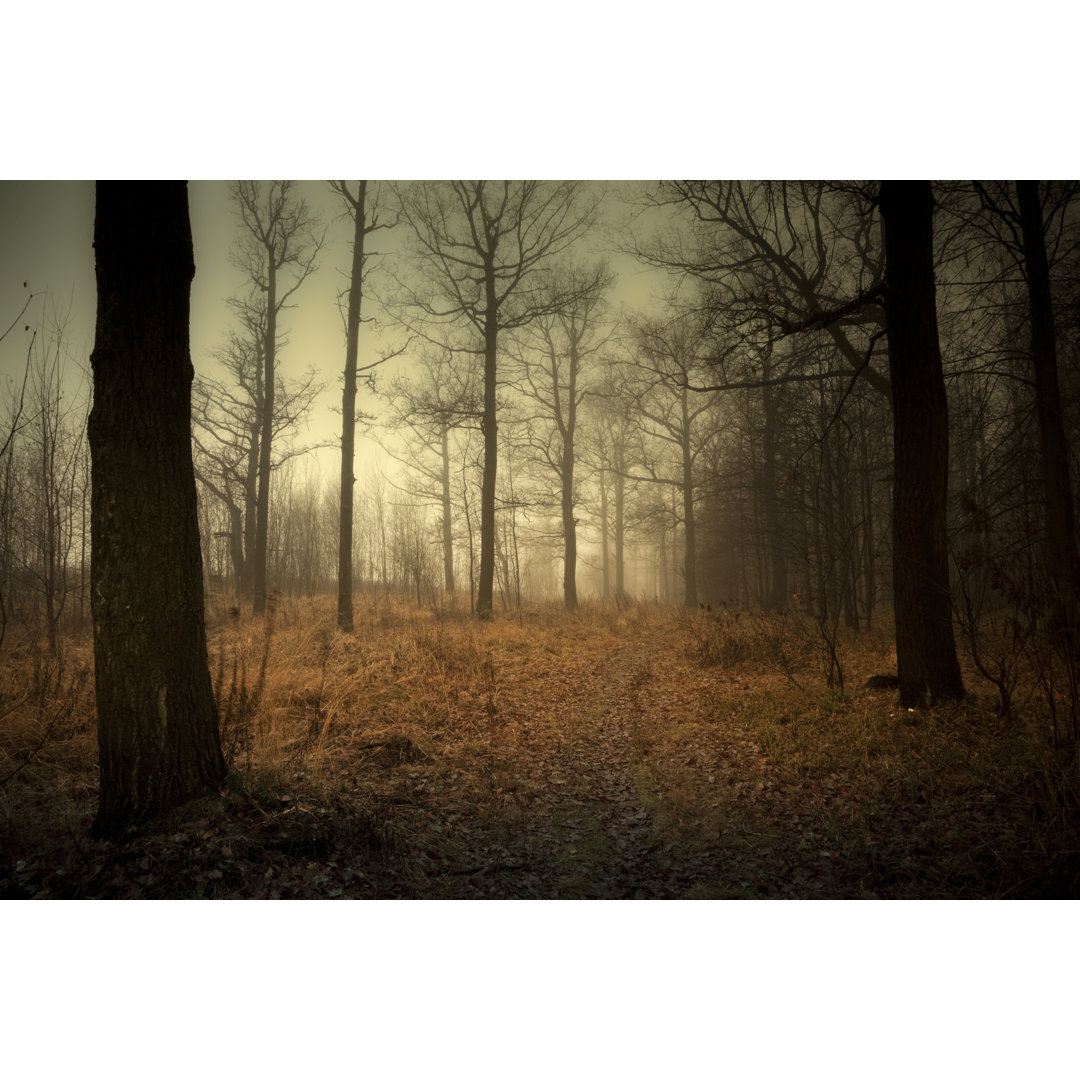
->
[1,179,1078,899]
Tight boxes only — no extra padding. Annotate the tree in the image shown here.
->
[1013,183,1079,633]
[624,313,720,607]
[392,181,599,618]
[510,260,614,610]
[191,326,323,597]
[328,181,395,632]
[87,181,225,839]
[384,343,482,598]
[229,181,322,616]
[879,180,965,707]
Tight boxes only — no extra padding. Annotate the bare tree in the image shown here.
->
[191,326,324,598]
[623,313,720,607]
[88,181,225,838]
[229,181,323,616]
[509,260,614,609]
[327,181,396,631]
[391,181,599,618]
[383,343,482,598]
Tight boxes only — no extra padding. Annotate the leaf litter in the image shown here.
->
[1,599,1075,898]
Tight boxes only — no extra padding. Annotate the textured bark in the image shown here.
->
[88,182,225,839]
[880,181,965,707]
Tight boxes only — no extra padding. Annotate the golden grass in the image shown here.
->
[2,594,1078,898]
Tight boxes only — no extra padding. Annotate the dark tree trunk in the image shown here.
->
[614,441,626,603]
[880,180,964,707]
[440,424,455,595]
[1016,181,1080,636]
[561,342,579,612]
[338,182,367,632]
[599,465,610,601]
[562,440,577,610]
[477,269,499,619]
[88,181,225,839]
[680,386,698,607]
[761,352,788,610]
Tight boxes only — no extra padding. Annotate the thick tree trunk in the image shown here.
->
[88,181,225,839]
[338,182,367,632]
[1016,181,1080,637]
[880,180,965,708]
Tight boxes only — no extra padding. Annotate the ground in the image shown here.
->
[1,598,1077,899]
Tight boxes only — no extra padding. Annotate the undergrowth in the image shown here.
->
[1,595,1077,898]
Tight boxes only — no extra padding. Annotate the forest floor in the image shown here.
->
[2,596,1078,899]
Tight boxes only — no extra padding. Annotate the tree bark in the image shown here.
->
[88,181,225,839]
[879,180,964,707]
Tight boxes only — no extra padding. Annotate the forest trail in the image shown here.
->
[505,638,674,898]
[406,630,782,900]
[3,604,1068,899]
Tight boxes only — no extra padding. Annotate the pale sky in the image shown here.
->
[0,180,671,485]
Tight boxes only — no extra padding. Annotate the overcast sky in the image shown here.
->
[0,180,670,483]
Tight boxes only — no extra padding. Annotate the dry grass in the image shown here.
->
[2,594,1077,898]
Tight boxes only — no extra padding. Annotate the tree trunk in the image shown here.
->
[88,181,225,839]
[599,465,610,601]
[477,270,499,619]
[880,180,964,707]
[441,424,455,595]
[680,386,698,607]
[761,352,788,610]
[338,182,367,632]
[1016,181,1080,637]
[562,440,578,610]
[253,265,276,617]
[614,440,626,603]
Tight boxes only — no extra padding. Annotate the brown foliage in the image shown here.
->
[1,596,1077,898]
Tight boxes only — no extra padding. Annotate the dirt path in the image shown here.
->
[508,639,667,898]
[414,635,768,899]
[5,608,1065,899]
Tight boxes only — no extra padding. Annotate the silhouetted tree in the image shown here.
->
[384,344,482,598]
[229,181,322,616]
[392,181,599,617]
[879,180,965,707]
[510,260,614,610]
[87,181,225,839]
[328,181,395,631]
[191,327,323,597]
